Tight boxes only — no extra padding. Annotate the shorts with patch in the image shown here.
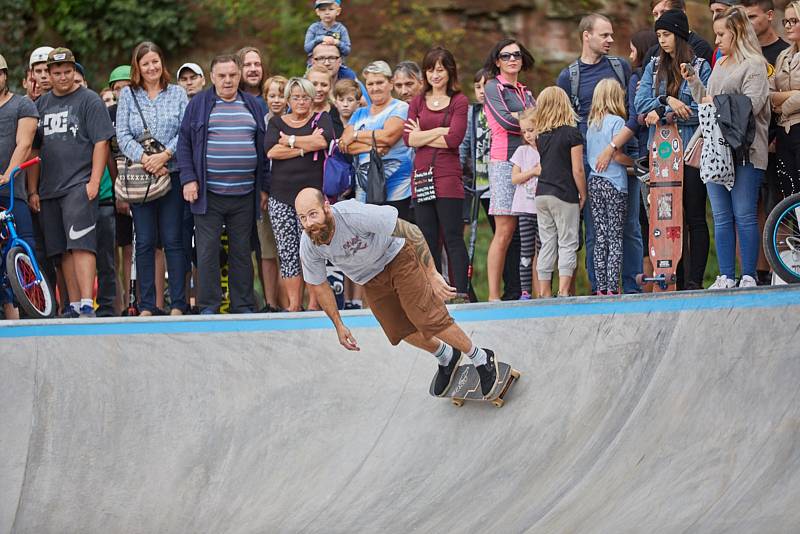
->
[363,243,454,345]
[39,183,99,257]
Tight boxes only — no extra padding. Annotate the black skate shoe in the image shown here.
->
[476,349,499,397]
[433,350,463,396]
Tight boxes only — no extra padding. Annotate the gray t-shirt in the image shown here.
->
[0,94,39,200]
[300,200,405,285]
[34,87,115,200]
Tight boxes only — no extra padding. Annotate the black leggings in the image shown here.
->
[776,125,800,199]
[415,197,469,293]
[680,165,710,287]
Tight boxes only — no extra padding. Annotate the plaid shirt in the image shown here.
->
[116,84,187,172]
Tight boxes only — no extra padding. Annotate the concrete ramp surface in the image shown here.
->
[2,287,800,533]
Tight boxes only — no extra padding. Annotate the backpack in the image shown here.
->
[568,56,628,115]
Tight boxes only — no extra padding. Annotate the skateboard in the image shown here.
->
[429,361,521,408]
[638,122,684,292]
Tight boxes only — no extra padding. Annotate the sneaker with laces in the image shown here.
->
[708,275,736,290]
[475,348,499,397]
[79,304,96,318]
[432,350,463,397]
[519,291,532,300]
[738,275,757,288]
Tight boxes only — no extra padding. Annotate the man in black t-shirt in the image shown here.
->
[29,48,115,318]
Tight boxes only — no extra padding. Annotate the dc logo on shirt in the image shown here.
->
[42,111,70,136]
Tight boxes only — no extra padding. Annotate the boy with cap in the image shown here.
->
[177,63,206,99]
[28,48,115,318]
[304,1,352,60]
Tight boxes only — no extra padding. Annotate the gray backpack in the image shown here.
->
[568,56,628,116]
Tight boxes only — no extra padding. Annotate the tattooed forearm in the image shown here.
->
[392,218,434,270]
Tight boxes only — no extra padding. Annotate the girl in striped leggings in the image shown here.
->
[510,108,542,299]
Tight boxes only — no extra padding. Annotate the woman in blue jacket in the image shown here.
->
[635,10,711,290]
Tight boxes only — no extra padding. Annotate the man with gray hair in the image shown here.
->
[392,61,423,103]
[178,54,269,314]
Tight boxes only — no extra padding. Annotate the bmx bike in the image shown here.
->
[763,191,800,284]
[0,156,55,317]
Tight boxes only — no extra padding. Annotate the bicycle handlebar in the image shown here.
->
[18,156,41,171]
[1,157,40,191]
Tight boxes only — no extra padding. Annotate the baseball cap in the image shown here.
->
[315,0,341,7]
[29,46,54,67]
[178,62,204,77]
[108,65,131,85]
[47,47,76,67]
[0,54,7,71]
[74,62,86,77]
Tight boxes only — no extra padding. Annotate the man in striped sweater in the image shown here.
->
[178,54,268,314]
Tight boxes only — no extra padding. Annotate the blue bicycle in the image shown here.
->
[763,192,800,284]
[0,157,55,318]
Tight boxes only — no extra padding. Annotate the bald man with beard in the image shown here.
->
[295,187,501,398]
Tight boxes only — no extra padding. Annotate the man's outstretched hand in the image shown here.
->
[336,324,360,351]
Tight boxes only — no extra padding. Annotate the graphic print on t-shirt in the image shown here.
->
[42,110,76,137]
[342,236,368,257]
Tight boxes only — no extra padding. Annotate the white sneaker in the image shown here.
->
[708,275,736,290]
[738,275,757,288]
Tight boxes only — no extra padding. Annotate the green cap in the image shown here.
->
[0,54,7,71]
[109,65,131,85]
[47,47,76,66]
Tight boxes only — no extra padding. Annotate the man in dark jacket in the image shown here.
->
[178,54,268,314]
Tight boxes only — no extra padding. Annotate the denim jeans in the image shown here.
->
[706,163,764,279]
[585,167,644,293]
[130,173,187,313]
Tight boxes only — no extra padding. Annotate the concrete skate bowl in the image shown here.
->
[2,286,800,533]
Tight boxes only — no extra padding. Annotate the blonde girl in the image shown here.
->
[532,86,586,297]
[587,79,634,295]
[510,107,542,299]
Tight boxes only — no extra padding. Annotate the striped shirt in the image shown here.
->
[206,99,257,196]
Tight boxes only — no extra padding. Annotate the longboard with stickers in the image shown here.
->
[638,123,684,292]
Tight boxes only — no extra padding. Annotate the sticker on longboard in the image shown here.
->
[657,193,673,220]
[653,228,662,238]
[658,259,673,268]
[667,226,681,241]
[672,139,680,153]
[660,128,671,140]
[658,141,673,159]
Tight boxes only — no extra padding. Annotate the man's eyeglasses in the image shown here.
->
[498,52,523,62]
[782,18,799,28]
[313,56,341,63]
[290,95,312,102]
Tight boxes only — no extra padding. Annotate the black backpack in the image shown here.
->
[568,56,629,115]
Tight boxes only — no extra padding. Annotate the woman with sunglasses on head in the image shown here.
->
[686,6,771,289]
[482,39,536,302]
[770,1,800,200]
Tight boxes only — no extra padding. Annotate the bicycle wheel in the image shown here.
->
[763,193,800,284]
[5,246,55,318]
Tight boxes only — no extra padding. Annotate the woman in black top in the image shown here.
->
[265,77,334,311]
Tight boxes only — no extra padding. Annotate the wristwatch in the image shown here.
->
[288,135,296,149]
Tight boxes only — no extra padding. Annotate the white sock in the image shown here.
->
[80,298,93,309]
[433,341,454,366]
[351,299,362,307]
[467,345,487,367]
[70,301,80,313]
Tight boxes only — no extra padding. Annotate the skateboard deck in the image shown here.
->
[429,361,520,408]
[640,123,684,291]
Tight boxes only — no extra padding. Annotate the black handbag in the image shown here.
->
[363,131,386,204]
[412,107,450,204]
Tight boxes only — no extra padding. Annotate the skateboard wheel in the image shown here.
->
[492,399,504,408]
[511,370,521,380]
[452,399,464,407]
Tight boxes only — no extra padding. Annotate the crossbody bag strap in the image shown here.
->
[131,90,150,132]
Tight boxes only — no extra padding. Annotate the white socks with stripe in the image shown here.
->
[467,345,487,367]
[433,342,454,366]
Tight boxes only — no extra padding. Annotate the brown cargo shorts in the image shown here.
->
[363,243,454,345]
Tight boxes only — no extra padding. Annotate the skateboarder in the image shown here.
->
[295,187,499,397]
